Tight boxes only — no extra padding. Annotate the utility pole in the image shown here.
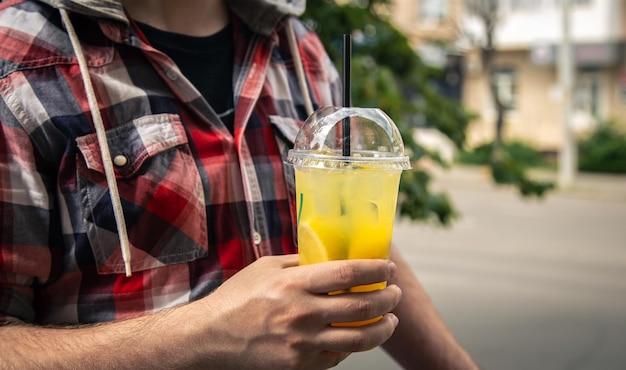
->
[558,0,577,187]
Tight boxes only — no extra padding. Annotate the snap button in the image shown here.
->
[253,231,262,245]
[113,155,128,167]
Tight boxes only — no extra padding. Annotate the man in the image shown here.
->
[0,0,478,368]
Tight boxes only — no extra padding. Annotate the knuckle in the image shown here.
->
[337,264,359,284]
[272,301,317,329]
[271,333,312,369]
[350,332,368,351]
[279,352,304,370]
[358,297,375,318]
[287,331,309,352]
[274,274,295,291]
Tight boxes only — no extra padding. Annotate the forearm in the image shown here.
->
[0,256,404,370]
[0,304,202,369]
[382,247,478,370]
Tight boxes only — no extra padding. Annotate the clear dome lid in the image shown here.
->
[287,106,411,170]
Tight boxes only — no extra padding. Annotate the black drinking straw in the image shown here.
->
[342,34,351,157]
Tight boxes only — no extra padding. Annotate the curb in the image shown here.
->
[427,165,626,203]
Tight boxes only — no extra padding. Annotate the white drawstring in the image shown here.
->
[58,12,309,278]
[60,9,133,277]
[286,17,314,117]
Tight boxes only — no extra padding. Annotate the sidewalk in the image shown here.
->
[427,165,626,203]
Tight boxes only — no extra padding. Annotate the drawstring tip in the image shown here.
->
[124,261,132,277]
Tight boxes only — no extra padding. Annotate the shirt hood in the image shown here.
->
[37,0,306,35]
[227,0,306,36]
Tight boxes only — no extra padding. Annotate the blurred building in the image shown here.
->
[386,0,466,162]
[388,0,626,153]
[389,0,466,101]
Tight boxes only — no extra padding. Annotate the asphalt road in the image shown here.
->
[336,166,626,370]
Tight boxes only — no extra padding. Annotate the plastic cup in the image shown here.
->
[287,106,411,326]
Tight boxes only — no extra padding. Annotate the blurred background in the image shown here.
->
[302,0,626,369]
[338,167,626,369]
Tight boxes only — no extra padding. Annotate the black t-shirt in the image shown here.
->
[137,22,235,133]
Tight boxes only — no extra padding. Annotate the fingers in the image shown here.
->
[320,284,402,325]
[299,259,397,294]
[315,313,400,353]
[262,256,401,328]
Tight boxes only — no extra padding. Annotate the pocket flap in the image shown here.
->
[76,114,187,178]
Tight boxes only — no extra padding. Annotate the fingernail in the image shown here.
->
[387,260,397,278]
[390,284,402,297]
[390,314,399,327]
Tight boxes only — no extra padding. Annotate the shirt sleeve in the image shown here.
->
[0,117,55,323]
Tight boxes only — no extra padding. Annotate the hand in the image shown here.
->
[188,255,402,369]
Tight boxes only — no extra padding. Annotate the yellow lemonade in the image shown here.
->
[295,166,402,326]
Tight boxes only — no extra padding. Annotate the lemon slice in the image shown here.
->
[298,218,348,265]
[297,221,328,265]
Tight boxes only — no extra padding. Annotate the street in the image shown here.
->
[336,166,626,370]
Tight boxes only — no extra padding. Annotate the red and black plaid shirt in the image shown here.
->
[0,0,341,324]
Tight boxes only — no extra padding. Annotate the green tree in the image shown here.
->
[303,0,475,225]
[464,0,554,197]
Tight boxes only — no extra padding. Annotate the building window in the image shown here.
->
[575,72,601,118]
[420,0,448,24]
[492,68,517,109]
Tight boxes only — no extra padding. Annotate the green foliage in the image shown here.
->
[455,143,491,165]
[490,150,554,197]
[399,170,457,225]
[457,142,554,197]
[578,121,626,174]
[457,141,549,168]
[302,1,475,225]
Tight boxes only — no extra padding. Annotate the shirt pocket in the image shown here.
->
[269,115,304,248]
[75,113,208,275]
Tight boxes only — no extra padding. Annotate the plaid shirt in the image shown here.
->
[0,0,340,324]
